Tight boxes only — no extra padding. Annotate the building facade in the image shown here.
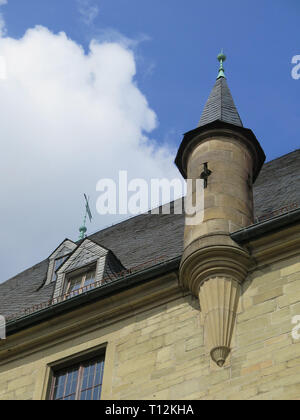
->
[0,54,300,400]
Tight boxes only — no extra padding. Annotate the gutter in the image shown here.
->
[231,208,300,244]
[6,256,181,336]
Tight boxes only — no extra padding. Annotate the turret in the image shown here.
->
[175,52,266,367]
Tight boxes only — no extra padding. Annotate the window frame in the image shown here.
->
[48,354,105,401]
[64,267,97,297]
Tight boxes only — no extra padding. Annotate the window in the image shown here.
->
[65,270,96,297]
[49,356,105,401]
[52,255,69,282]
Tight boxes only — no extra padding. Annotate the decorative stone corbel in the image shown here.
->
[179,239,251,367]
[199,276,240,367]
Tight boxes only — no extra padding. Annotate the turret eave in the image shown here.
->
[175,119,266,182]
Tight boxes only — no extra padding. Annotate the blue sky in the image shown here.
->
[4,0,300,160]
[0,0,299,283]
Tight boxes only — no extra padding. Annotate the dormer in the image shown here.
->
[45,239,77,286]
[52,238,125,300]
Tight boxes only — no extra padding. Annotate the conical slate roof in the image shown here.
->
[175,53,266,180]
[198,76,243,128]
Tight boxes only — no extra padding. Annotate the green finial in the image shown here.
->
[78,194,93,240]
[217,49,226,79]
[79,211,87,240]
[79,224,87,240]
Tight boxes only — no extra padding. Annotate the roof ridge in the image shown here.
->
[264,148,300,165]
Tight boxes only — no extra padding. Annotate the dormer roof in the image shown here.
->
[52,238,125,299]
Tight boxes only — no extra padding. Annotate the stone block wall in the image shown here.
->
[0,255,300,400]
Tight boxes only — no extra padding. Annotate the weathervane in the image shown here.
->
[79,194,93,240]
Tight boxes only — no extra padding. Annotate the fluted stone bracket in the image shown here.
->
[200,276,240,367]
[179,241,251,367]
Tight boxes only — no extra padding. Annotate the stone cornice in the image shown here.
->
[231,209,300,244]
[240,223,300,266]
[0,272,182,364]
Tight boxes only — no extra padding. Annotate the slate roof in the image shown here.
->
[0,149,299,319]
[198,76,243,128]
[253,150,300,217]
[101,250,126,282]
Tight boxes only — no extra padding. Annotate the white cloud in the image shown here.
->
[77,0,99,26]
[0,26,179,283]
[94,28,151,50]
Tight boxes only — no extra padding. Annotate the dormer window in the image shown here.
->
[52,238,126,301]
[45,239,77,286]
[52,255,70,283]
[65,269,96,298]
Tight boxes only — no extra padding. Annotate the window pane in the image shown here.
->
[81,363,94,390]
[85,389,92,400]
[65,372,72,396]
[81,365,89,390]
[52,255,69,282]
[84,271,96,288]
[53,373,67,400]
[87,365,95,388]
[93,385,102,401]
[94,361,105,386]
[66,270,96,297]
[70,370,78,394]
[79,358,105,400]
[68,276,83,294]
[52,367,79,400]
[51,355,105,401]
[65,369,77,396]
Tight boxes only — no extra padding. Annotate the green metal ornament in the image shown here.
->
[217,50,226,79]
